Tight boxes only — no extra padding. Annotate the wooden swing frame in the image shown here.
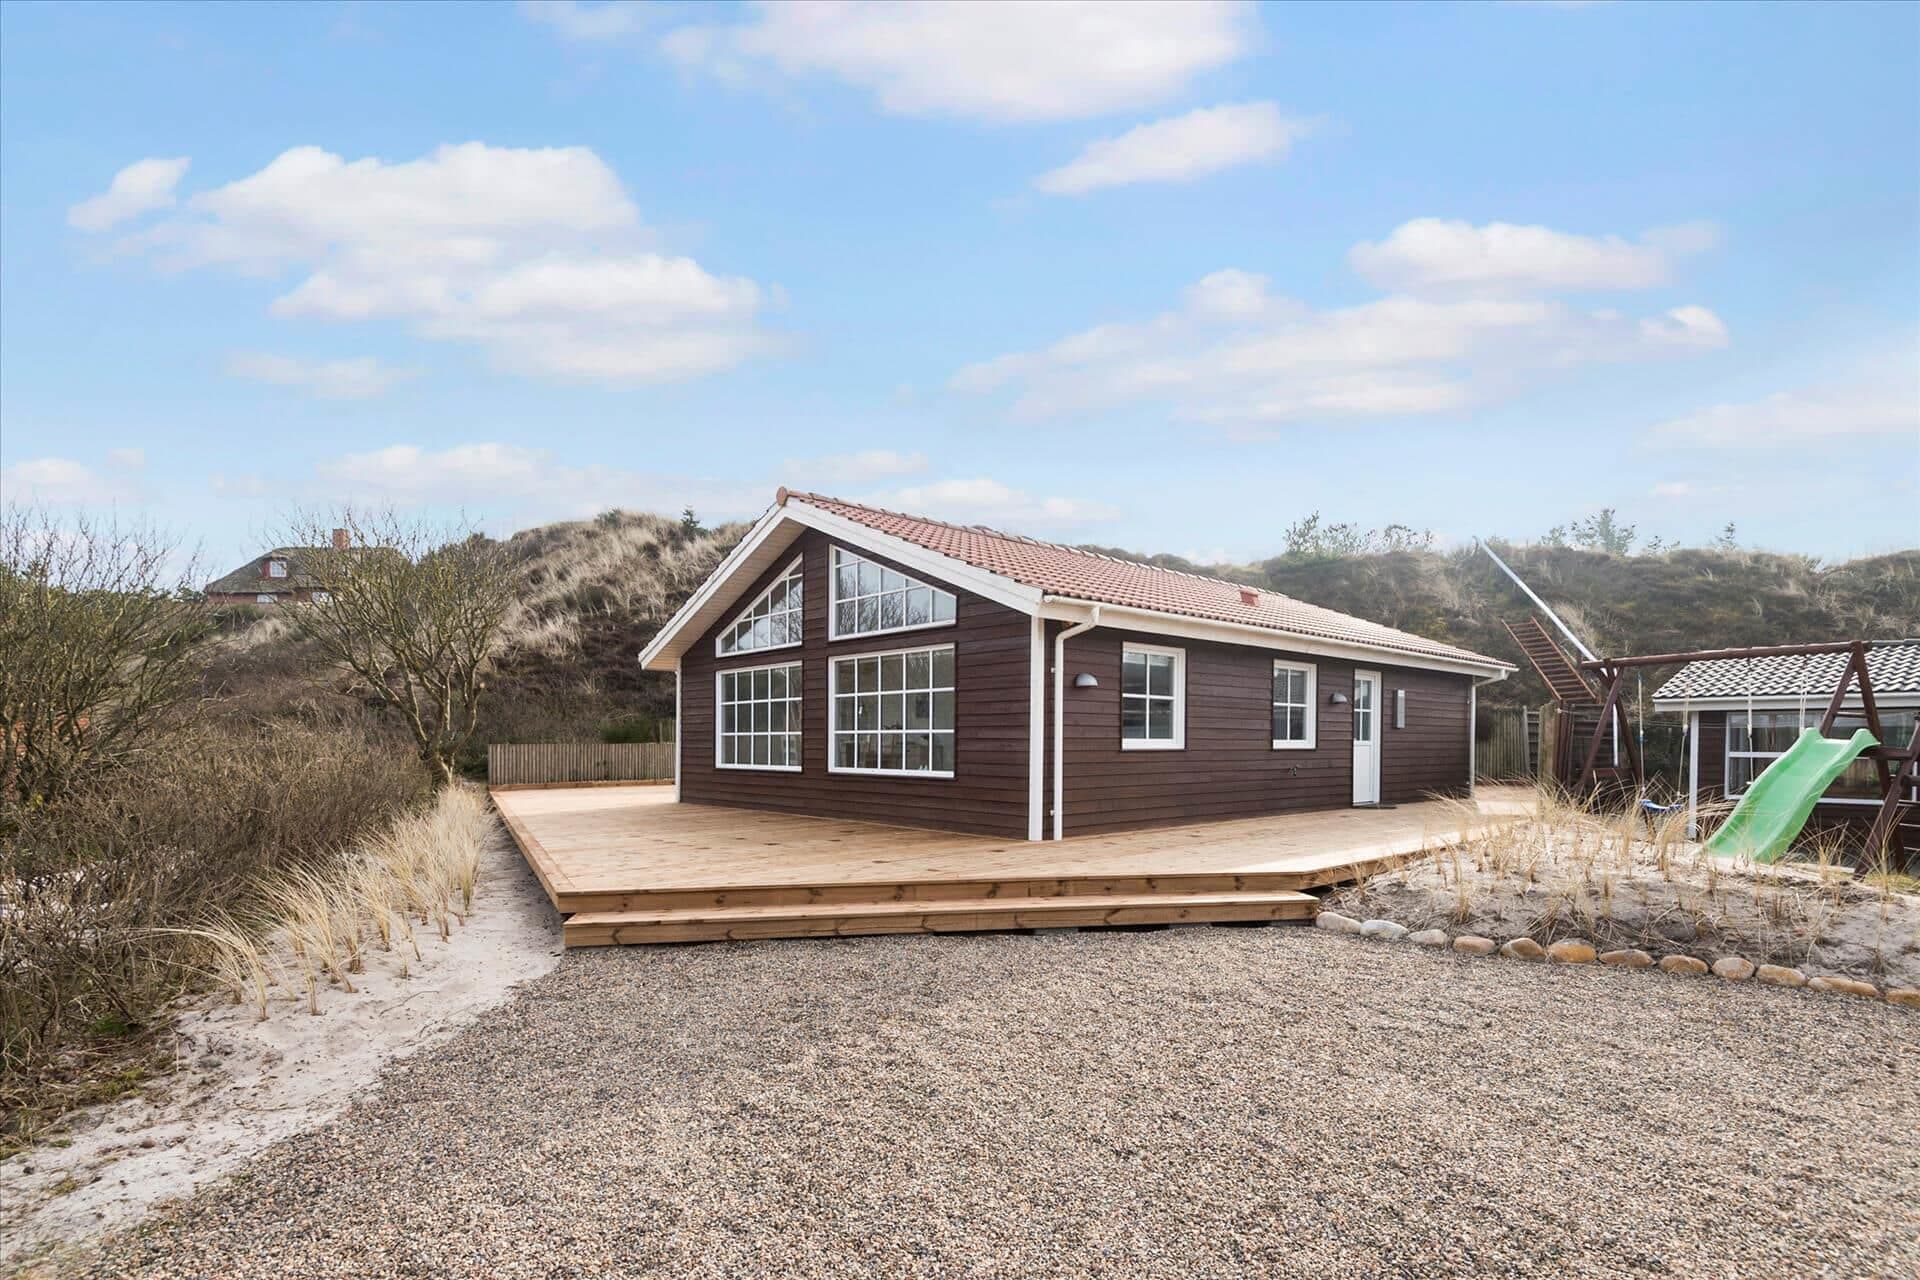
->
[1576,640,1918,870]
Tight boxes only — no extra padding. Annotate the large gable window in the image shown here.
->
[1272,660,1317,749]
[718,662,802,771]
[718,558,803,656]
[830,547,955,640]
[1727,709,1916,801]
[830,644,955,775]
[1121,643,1184,749]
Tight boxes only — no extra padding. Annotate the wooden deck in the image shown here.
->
[493,785,1534,947]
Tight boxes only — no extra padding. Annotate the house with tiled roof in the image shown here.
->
[204,529,350,605]
[639,489,1513,840]
[1652,639,1920,823]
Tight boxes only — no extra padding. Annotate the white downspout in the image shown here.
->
[1686,710,1700,839]
[1051,604,1101,841]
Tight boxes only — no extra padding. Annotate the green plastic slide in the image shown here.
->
[1704,727,1877,863]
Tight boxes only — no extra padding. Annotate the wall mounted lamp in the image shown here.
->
[1073,672,1099,688]
[1329,691,1350,705]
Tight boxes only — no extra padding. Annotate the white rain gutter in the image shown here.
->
[1051,604,1101,840]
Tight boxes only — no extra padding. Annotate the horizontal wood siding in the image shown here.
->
[1057,629,1472,836]
[678,528,1031,838]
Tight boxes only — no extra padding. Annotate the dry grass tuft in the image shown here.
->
[1332,787,1920,986]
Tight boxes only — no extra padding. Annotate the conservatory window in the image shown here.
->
[830,547,955,639]
[717,558,804,656]
[830,644,955,776]
[717,662,803,771]
[1724,709,1917,802]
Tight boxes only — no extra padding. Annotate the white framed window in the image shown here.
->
[310,590,331,604]
[1121,643,1184,749]
[830,643,955,776]
[717,557,803,656]
[1272,660,1317,749]
[1726,709,1917,805]
[829,546,955,641]
[255,593,277,605]
[717,661,803,771]
[266,558,288,578]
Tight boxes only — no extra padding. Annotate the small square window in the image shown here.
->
[1121,645,1184,749]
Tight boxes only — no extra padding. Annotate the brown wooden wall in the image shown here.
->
[1052,627,1473,836]
[678,528,1033,838]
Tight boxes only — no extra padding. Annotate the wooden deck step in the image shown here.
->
[564,889,1320,947]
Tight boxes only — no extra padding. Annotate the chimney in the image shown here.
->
[331,527,349,551]
[1239,587,1260,607]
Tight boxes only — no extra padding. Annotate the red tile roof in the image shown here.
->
[784,490,1509,671]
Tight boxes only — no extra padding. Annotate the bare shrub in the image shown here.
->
[0,721,426,1143]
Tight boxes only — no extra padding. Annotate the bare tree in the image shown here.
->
[282,509,518,785]
[0,507,206,809]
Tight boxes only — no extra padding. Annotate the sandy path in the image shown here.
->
[1,834,562,1274]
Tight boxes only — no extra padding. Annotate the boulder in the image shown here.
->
[1755,964,1806,988]
[1358,919,1410,941]
[1598,948,1653,969]
[1711,957,1756,982]
[1315,911,1363,935]
[1658,955,1710,976]
[1408,928,1450,948]
[1499,937,1547,961]
[1453,935,1497,956]
[1886,988,1920,1008]
[1809,976,1880,999]
[1546,940,1597,964]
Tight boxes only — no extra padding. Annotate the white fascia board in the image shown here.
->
[781,500,1045,616]
[1651,694,1920,711]
[1038,598,1512,680]
[637,503,801,671]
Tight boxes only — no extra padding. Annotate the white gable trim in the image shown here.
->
[638,503,800,670]
[782,501,1043,615]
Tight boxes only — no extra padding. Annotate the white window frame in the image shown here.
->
[1271,659,1317,750]
[715,659,804,773]
[827,545,957,643]
[266,558,288,579]
[254,593,277,605]
[716,556,804,657]
[828,642,956,778]
[1120,642,1186,751]
[1725,708,1918,807]
[310,590,331,604]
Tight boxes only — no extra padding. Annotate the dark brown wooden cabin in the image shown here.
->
[643,490,1514,842]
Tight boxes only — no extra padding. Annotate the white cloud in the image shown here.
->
[783,449,929,489]
[862,477,1119,529]
[0,455,140,504]
[304,442,1104,535]
[519,0,650,40]
[660,1,1254,122]
[1650,481,1693,498]
[953,223,1728,429]
[81,142,774,386]
[67,156,191,231]
[106,447,148,470]
[1035,102,1309,195]
[1349,218,1718,295]
[1650,354,1920,449]
[225,352,418,400]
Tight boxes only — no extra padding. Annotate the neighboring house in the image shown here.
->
[203,528,348,605]
[1652,640,1920,834]
[638,490,1514,841]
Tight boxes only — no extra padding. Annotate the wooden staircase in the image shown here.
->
[566,888,1318,946]
[559,872,1321,946]
[1503,617,1638,795]
[1504,616,1598,707]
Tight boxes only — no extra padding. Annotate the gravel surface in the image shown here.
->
[84,926,1919,1279]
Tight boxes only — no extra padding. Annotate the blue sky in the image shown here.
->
[2,0,1915,576]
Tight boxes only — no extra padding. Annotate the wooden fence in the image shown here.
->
[487,741,675,787]
[1476,707,1542,782]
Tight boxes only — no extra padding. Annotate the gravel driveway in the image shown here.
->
[90,927,1918,1279]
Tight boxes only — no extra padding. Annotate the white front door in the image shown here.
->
[1352,669,1381,805]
